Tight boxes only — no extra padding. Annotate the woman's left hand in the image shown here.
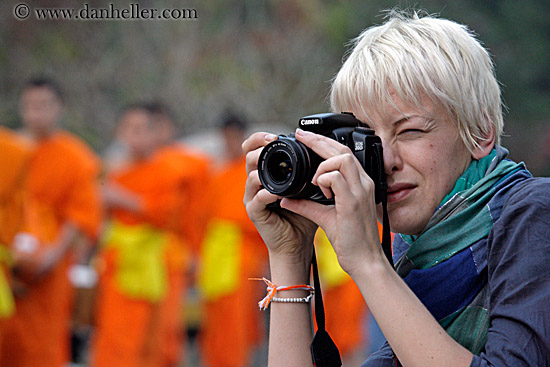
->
[280,128,386,277]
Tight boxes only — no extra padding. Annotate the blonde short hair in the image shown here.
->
[330,10,503,153]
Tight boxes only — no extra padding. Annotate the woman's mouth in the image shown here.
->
[387,183,416,204]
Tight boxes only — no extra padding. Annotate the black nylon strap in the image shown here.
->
[311,248,325,330]
[375,142,393,267]
[381,192,393,267]
[310,141,392,366]
[310,247,342,366]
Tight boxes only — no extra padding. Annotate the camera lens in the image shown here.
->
[267,151,293,184]
[258,136,323,199]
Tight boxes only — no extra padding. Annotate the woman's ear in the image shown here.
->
[472,124,496,160]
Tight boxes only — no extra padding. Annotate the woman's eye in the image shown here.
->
[400,129,423,135]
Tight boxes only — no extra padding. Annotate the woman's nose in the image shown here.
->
[381,140,403,176]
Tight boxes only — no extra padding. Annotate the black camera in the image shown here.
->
[258,112,386,205]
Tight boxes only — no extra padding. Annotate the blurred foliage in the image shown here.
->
[0,0,549,173]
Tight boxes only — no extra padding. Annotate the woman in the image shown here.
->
[243,10,550,367]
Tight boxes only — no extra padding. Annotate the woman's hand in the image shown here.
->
[242,132,318,266]
[280,129,386,277]
[243,132,319,367]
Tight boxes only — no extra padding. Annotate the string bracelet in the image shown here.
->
[250,277,314,311]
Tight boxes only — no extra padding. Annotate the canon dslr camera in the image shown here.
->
[258,112,386,205]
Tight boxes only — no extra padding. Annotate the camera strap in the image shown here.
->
[310,212,392,366]
[381,186,393,267]
[310,210,392,366]
[310,246,342,367]
[375,141,393,267]
[310,142,392,365]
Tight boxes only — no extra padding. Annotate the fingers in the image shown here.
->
[295,128,352,159]
[242,132,278,153]
[294,128,375,205]
[243,132,282,222]
[245,148,262,175]
[244,169,280,219]
[312,153,360,187]
[317,170,365,212]
[243,170,261,205]
[244,128,375,220]
[280,197,331,226]
[280,156,371,229]
[243,132,278,174]
[315,153,375,204]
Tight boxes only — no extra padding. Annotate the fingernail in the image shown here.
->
[265,133,277,142]
[295,128,312,136]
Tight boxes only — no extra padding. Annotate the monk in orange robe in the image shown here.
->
[145,102,211,367]
[198,113,268,367]
[0,78,102,367]
[0,127,31,355]
[92,104,198,367]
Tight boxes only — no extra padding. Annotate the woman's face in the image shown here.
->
[353,93,473,235]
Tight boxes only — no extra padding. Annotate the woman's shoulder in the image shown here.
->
[491,176,550,246]
[488,175,550,276]
[506,176,550,204]
[480,176,550,366]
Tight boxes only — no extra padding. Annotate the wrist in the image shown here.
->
[255,277,314,310]
[269,252,311,286]
[349,252,394,286]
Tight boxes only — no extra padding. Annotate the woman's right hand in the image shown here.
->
[244,133,317,367]
[242,132,318,265]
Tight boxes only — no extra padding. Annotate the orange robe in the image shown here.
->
[153,143,211,253]
[0,131,101,367]
[0,127,30,351]
[198,157,268,367]
[152,144,210,367]
[0,127,30,246]
[92,148,206,367]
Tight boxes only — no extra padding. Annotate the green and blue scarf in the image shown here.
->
[394,146,529,354]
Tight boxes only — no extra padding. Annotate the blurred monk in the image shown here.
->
[146,102,210,367]
[91,103,204,367]
[198,112,268,367]
[0,127,30,356]
[0,78,102,367]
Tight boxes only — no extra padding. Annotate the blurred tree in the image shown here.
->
[0,0,548,173]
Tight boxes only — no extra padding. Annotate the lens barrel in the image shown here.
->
[258,136,323,200]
